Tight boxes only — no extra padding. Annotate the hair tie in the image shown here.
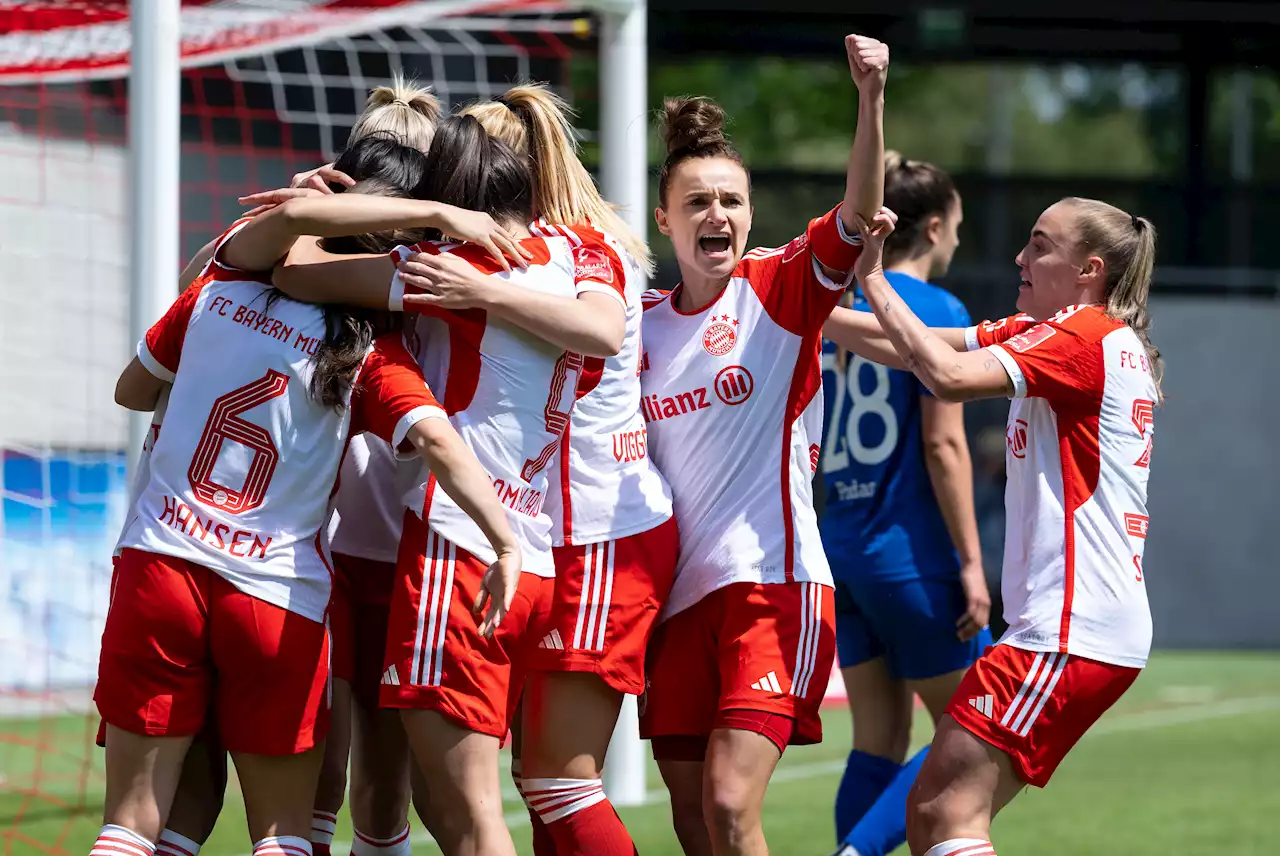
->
[392,97,409,107]
[1131,214,1141,231]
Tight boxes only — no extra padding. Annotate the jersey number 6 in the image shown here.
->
[187,369,290,514]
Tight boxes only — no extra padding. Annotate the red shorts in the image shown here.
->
[95,548,330,755]
[331,552,398,708]
[380,511,554,738]
[946,644,1141,787]
[530,517,679,694]
[640,581,835,755]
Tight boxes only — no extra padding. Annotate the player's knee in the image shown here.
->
[351,777,410,838]
[853,718,912,762]
[702,775,762,846]
[905,762,962,853]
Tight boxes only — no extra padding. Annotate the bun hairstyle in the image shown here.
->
[347,75,442,153]
[881,150,958,265]
[460,83,653,274]
[657,96,748,210]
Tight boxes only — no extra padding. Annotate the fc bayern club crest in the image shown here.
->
[702,314,739,356]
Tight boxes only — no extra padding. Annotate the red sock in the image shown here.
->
[522,778,635,856]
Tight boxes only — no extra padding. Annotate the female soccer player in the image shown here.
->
[634,34,887,856]
[141,81,446,856]
[93,140,520,856]
[822,154,991,856]
[393,83,676,856]
[844,199,1159,856]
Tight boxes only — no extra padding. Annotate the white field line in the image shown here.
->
[307,693,1280,854]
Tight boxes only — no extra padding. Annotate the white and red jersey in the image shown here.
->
[328,433,417,564]
[390,237,582,577]
[639,206,862,619]
[529,220,673,547]
[970,305,1156,668]
[119,223,446,623]
[113,387,168,559]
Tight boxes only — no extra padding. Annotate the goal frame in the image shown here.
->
[127,0,649,807]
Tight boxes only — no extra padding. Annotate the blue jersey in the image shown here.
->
[819,270,971,582]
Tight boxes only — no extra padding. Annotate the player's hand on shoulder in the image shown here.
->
[398,250,499,311]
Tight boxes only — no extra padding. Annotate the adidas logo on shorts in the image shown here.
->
[539,629,565,650]
[749,671,783,693]
[381,664,401,686]
[968,693,995,718]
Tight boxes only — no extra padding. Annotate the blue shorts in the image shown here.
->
[832,570,991,681]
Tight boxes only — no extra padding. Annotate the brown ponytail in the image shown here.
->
[657,96,747,210]
[1064,197,1163,400]
[461,83,653,275]
[882,150,957,267]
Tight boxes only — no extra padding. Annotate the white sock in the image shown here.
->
[311,811,337,847]
[521,776,607,824]
[91,825,155,856]
[924,839,997,856]
[351,826,412,856]
[156,829,202,856]
[252,836,312,856]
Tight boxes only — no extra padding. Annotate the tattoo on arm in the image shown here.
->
[982,357,998,372]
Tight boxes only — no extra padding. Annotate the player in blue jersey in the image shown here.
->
[822,152,992,856]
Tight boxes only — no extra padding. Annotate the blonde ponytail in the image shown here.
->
[461,83,654,275]
[347,74,441,153]
[1065,197,1163,400]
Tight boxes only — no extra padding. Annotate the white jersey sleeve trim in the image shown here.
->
[987,345,1028,399]
[388,272,406,313]
[210,218,254,273]
[833,203,864,246]
[136,339,176,383]
[964,325,981,351]
[575,282,628,310]
[811,256,852,292]
[392,404,449,457]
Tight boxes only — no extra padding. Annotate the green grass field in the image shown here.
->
[3,652,1277,855]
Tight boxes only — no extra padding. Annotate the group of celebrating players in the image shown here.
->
[88,29,1159,856]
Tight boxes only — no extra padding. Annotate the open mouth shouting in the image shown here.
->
[698,233,732,261]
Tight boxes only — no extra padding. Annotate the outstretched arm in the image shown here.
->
[396,251,625,358]
[841,35,889,234]
[854,209,1012,402]
[223,192,529,274]
[824,305,970,369]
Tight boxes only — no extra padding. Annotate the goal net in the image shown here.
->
[0,1,622,849]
